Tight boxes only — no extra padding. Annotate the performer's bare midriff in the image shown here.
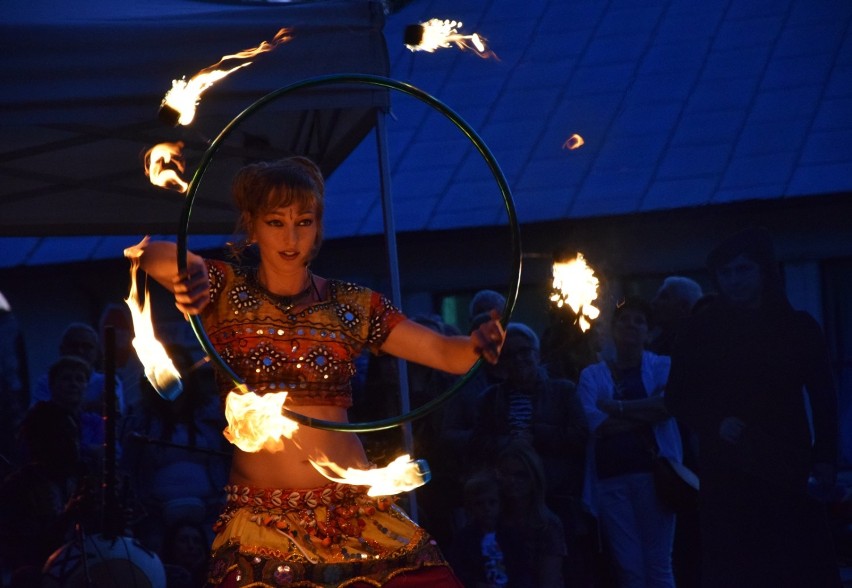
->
[229,405,368,489]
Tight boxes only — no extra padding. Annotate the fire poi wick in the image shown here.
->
[177,74,521,433]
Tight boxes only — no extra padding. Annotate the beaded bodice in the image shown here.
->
[201,260,405,407]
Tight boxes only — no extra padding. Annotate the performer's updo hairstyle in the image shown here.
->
[229,156,325,261]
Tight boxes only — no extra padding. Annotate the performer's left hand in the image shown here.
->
[471,310,505,364]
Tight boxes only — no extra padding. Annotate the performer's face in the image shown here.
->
[252,202,319,272]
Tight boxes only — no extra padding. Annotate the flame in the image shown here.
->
[310,454,431,497]
[550,253,601,332]
[405,19,495,58]
[123,238,183,400]
[223,388,300,453]
[160,28,292,126]
[562,134,585,150]
[144,141,188,193]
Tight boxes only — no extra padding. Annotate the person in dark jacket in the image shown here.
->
[665,226,841,587]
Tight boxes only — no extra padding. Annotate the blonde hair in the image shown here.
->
[229,156,325,261]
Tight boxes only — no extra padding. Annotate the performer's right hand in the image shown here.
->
[173,256,210,316]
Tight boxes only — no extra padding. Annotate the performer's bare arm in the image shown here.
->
[381,310,505,374]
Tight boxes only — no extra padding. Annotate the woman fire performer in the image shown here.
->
[137,156,505,587]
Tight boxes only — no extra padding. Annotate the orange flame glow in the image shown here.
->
[562,134,585,150]
[309,454,431,497]
[161,28,292,126]
[124,238,183,400]
[550,253,601,332]
[405,19,494,58]
[223,388,300,453]
[144,142,188,193]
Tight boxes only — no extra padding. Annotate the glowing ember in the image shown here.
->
[144,141,188,193]
[550,253,601,332]
[224,388,300,453]
[124,238,183,400]
[310,454,432,497]
[159,28,292,126]
[562,134,585,150]
[404,19,494,58]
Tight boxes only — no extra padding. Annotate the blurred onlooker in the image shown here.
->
[121,344,230,554]
[578,298,681,588]
[46,355,106,469]
[0,401,88,586]
[469,289,506,321]
[32,321,126,414]
[649,276,703,588]
[648,276,703,356]
[446,470,520,588]
[666,227,841,587]
[540,308,602,383]
[441,291,508,479]
[159,520,211,588]
[496,439,566,588]
[0,290,28,469]
[472,321,590,585]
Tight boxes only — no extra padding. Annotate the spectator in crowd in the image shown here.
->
[446,470,517,588]
[469,289,506,322]
[159,520,211,588]
[0,290,28,468]
[0,402,89,586]
[648,276,703,588]
[666,227,841,587]
[121,344,230,553]
[578,298,681,588]
[471,321,589,585]
[32,321,126,415]
[439,290,510,533]
[46,355,106,469]
[495,439,566,588]
[648,276,703,356]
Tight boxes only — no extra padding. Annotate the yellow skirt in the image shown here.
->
[207,483,450,587]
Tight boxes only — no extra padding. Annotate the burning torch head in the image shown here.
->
[158,103,182,127]
[404,24,425,46]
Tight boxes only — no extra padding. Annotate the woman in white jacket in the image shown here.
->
[578,298,681,588]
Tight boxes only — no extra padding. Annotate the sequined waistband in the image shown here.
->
[223,482,385,512]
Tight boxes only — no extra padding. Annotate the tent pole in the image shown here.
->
[374,109,418,521]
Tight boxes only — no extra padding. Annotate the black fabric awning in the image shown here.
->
[0,0,389,236]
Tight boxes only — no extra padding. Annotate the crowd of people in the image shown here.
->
[0,156,846,588]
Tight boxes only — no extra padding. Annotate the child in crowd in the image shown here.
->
[447,470,517,588]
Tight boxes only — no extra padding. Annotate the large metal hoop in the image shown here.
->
[178,74,521,432]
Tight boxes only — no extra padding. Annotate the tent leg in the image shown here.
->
[374,109,418,522]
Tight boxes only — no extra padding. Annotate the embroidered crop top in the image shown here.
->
[200,260,406,408]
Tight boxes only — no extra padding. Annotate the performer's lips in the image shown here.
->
[279,251,299,260]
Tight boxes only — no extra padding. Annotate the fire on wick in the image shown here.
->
[158,27,292,126]
[562,134,585,151]
[144,141,188,193]
[310,454,432,497]
[123,238,183,400]
[551,253,601,332]
[223,387,300,453]
[404,19,494,58]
